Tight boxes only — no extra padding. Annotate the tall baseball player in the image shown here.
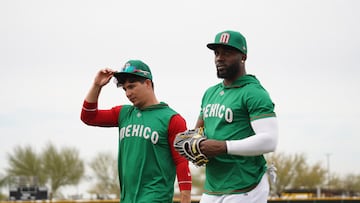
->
[81,60,192,203]
[193,30,279,203]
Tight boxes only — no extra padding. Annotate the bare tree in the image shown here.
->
[341,173,360,196]
[42,143,84,199]
[292,161,326,189]
[5,144,84,199]
[266,152,326,196]
[6,145,46,185]
[0,173,8,200]
[88,151,119,199]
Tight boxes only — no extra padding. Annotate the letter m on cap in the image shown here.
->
[219,33,230,44]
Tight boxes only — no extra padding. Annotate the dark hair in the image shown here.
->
[120,74,154,89]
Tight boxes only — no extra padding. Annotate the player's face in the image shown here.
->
[122,80,150,108]
[214,47,242,80]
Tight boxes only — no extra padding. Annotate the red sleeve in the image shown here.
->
[168,114,192,191]
[80,100,122,127]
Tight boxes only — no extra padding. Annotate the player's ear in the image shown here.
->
[145,79,153,89]
[242,54,247,61]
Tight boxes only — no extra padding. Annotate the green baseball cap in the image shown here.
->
[113,60,152,86]
[207,30,247,54]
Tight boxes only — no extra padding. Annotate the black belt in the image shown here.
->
[232,183,258,193]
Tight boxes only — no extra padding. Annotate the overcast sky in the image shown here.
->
[1,0,359,195]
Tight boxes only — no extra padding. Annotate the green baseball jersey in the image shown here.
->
[117,102,178,203]
[199,74,276,194]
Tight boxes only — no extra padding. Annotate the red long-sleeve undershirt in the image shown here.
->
[81,101,191,191]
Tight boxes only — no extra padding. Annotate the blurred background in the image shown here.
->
[1,0,359,200]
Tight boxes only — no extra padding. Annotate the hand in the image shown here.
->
[173,128,209,167]
[93,68,115,87]
[180,190,191,203]
[199,139,227,157]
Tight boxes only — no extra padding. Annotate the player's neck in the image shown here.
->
[140,96,160,109]
[223,70,246,86]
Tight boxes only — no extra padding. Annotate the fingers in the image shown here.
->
[93,67,117,87]
[100,67,116,75]
[98,67,116,81]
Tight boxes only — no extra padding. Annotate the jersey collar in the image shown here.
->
[222,74,258,89]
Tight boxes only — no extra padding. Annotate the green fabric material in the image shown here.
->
[199,75,276,194]
[114,60,152,83]
[117,103,177,203]
[207,30,247,54]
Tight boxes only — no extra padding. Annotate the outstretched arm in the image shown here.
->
[199,117,278,157]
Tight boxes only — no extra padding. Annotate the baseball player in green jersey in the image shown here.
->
[81,60,192,203]
[194,31,279,203]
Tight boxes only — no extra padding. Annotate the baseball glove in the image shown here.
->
[174,128,208,167]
